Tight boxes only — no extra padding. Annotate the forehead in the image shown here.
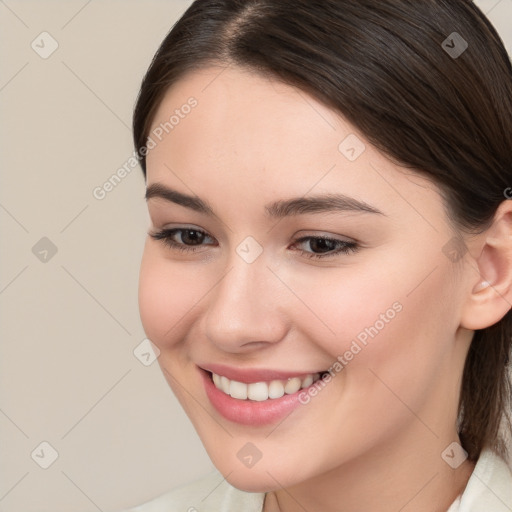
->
[148,64,344,167]
[146,65,443,225]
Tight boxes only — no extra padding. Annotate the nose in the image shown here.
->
[202,255,289,353]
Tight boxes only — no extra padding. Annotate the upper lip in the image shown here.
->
[199,363,323,384]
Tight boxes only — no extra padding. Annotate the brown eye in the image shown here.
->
[307,238,338,253]
[149,228,217,252]
[292,236,359,259]
[179,229,207,245]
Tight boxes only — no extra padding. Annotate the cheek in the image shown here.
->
[284,260,404,358]
[138,246,202,348]
[341,262,456,414]
[289,250,455,377]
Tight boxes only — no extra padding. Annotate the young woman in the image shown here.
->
[125,1,512,510]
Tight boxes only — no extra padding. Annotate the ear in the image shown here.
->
[460,199,512,330]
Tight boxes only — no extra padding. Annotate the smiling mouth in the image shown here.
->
[209,371,324,401]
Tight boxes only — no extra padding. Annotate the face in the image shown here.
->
[139,65,472,491]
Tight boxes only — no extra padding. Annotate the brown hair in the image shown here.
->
[133,0,512,461]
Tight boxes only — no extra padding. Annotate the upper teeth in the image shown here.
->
[212,372,321,401]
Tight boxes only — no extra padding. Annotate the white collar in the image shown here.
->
[447,446,512,511]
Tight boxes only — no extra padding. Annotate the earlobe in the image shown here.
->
[471,280,492,294]
[460,200,512,331]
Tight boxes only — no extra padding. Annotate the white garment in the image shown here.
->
[124,447,512,511]
[445,447,512,512]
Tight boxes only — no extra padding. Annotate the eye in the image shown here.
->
[292,236,359,259]
[149,227,217,252]
[149,228,358,259]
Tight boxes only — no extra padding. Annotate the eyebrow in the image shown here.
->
[145,183,385,218]
[145,183,215,215]
[265,194,384,217]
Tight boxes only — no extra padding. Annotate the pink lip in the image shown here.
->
[199,368,309,426]
[200,363,316,384]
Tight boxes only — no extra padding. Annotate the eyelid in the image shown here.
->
[157,222,209,231]
[293,230,358,244]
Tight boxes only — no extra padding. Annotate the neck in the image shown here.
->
[263,426,475,512]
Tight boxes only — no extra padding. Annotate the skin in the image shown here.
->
[138,65,512,512]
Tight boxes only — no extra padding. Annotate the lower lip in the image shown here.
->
[200,369,308,426]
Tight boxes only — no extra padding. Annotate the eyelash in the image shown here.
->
[149,228,359,259]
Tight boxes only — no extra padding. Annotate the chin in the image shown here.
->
[222,469,285,493]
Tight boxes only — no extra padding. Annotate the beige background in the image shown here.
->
[1,1,511,510]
